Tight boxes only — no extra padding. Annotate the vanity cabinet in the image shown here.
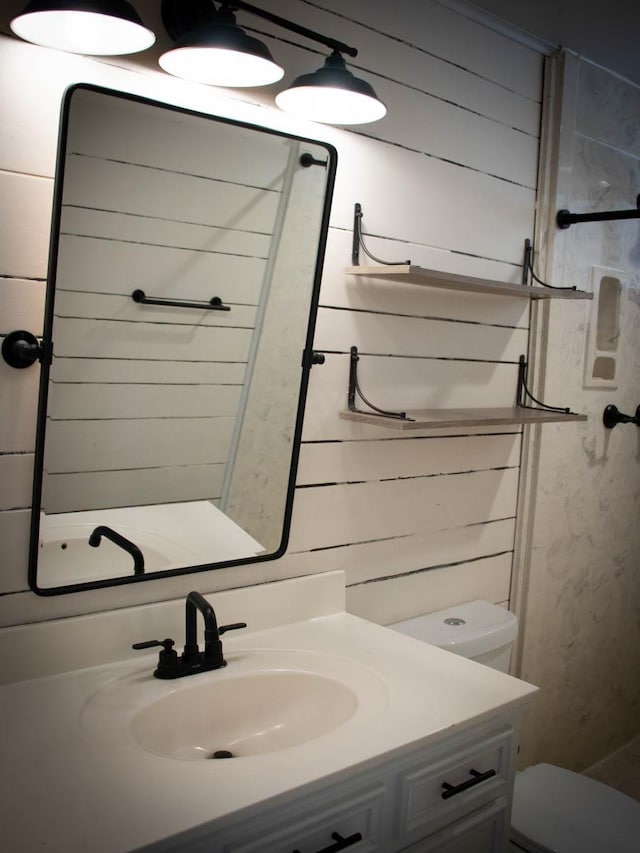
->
[162,723,516,853]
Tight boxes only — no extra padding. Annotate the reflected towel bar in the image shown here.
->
[132,289,231,311]
[557,194,640,229]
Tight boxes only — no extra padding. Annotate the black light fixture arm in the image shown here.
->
[351,203,411,266]
[221,0,358,57]
[348,346,411,421]
[557,194,640,229]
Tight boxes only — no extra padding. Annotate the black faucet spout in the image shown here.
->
[184,590,224,668]
[89,525,145,575]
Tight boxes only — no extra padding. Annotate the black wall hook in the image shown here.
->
[603,404,640,429]
[1,330,47,369]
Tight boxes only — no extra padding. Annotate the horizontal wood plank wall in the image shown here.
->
[0,0,543,624]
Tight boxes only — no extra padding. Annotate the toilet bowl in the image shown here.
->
[389,601,640,853]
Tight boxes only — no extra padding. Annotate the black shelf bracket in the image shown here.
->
[347,346,412,421]
[522,239,577,291]
[351,203,411,267]
[557,194,640,229]
[516,354,577,414]
[132,290,231,311]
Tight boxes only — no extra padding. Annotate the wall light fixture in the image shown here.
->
[9,0,156,55]
[9,0,386,125]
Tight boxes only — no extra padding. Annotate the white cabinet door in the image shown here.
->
[398,798,510,853]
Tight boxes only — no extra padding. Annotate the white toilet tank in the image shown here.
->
[389,600,518,672]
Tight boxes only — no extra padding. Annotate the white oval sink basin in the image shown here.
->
[81,649,389,762]
[131,670,358,760]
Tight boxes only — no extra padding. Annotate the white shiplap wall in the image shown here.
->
[0,0,543,627]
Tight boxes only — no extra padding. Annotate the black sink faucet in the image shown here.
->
[184,590,225,668]
[89,525,145,575]
[132,591,246,679]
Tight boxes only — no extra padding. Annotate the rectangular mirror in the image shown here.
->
[30,84,336,595]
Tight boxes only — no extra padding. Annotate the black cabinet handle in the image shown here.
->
[441,767,497,799]
[292,830,363,853]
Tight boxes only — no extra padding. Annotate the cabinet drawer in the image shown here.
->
[398,798,509,853]
[223,784,386,853]
[397,728,513,842]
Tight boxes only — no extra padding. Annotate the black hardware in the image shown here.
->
[300,153,328,169]
[133,591,246,679]
[516,355,575,415]
[522,239,577,291]
[1,330,48,369]
[132,638,179,677]
[351,203,411,267]
[603,404,640,429]
[162,0,358,57]
[131,289,231,311]
[557,194,640,229]
[347,346,411,421]
[89,526,145,575]
[292,830,363,853]
[441,767,497,800]
[311,350,326,365]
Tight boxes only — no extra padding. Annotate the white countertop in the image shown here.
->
[0,610,536,852]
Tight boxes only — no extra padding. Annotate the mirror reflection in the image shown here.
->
[32,85,335,594]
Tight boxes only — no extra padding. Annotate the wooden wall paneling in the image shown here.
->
[327,134,536,265]
[47,383,242,421]
[60,207,272,258]
[288,466,519,551]
[55,236,267,305]
[0,360,39,453]
[44,417,235,472]
[346,552,513,625]
[51,358,246,385]
[0,454,34,510]
[263,0,540,135]
[297,433,521,485]
[278,515,515,585]
[50,317,252,361]
[314,306,529,363]
[62,157,282,233]
[0,279,46,332]
[0,510,31,592]
[44,465,225,514]
[305,0,543,101]
[0,172,52,279]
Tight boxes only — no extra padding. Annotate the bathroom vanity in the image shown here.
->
[0,573,536,853]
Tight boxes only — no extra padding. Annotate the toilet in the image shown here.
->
[389,601,640,853]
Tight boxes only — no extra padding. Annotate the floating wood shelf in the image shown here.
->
[340,406,587,430]
[345,265,593,300]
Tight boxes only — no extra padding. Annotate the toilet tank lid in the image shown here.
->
[511,763,640,853]
[389,600,517,658]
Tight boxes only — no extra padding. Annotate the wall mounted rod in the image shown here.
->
[132,290,231,311]
[557,194,640,229]
[223,0,358,57]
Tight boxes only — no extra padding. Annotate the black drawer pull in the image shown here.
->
[292,829,363,853]
[441,767,497,799]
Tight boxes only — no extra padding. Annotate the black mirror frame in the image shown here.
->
[28,83,337,596]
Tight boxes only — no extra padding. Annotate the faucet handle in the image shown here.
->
[132,638,179,678]
[132,638,175,652]
[218,622,247,635]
